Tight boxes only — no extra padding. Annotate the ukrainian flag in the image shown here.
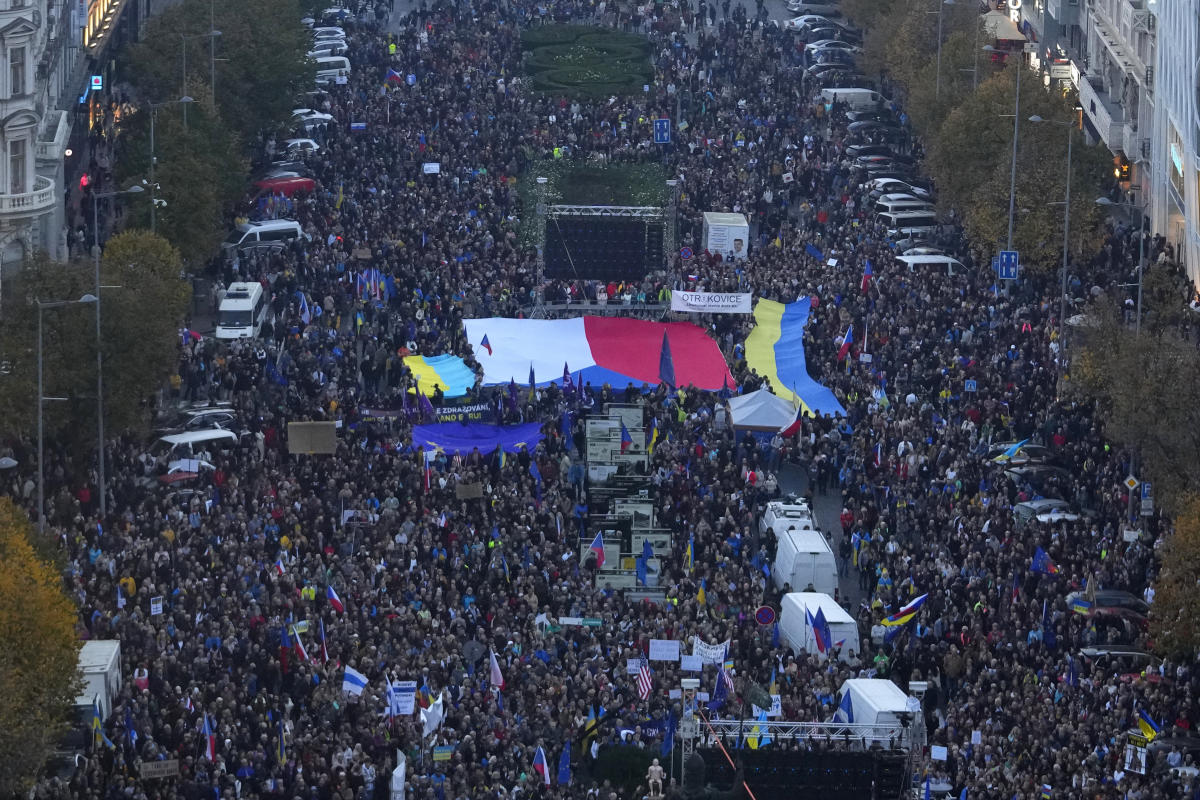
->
[745,299,846,417]
[684,533,694,574]
[403,354,475,398]
[1137,709,1160,740]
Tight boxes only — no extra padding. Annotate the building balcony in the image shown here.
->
[0,175,57,223]
[1079,76,1124,152]
[35,108,68,162]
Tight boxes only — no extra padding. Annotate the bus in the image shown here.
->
[215,282,269,340]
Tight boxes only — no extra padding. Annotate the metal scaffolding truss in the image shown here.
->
[686,718,913,752]
[546,204,667,219]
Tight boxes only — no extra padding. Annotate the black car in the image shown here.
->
[846,110,896,123]
[845,144,895,158]
[848,119,901,134]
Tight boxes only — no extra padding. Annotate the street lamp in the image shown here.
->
[180,31,221,125]
[1030,115,1075,390]
[985,44,1021,251]
[1096,193,1147,334]
[37,295,98,535]
[930,0,955,101]
[90,184,144,520]
[146,97,195,234]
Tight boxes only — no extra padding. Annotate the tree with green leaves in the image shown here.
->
[0,233,189,445]
[1147,496,1200,658]
[115,98,247,266]
[124,0,314,145]
[0,498,80,796]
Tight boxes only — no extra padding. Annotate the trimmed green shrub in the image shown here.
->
[522,26,652,98]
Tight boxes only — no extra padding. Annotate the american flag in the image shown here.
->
[720,667,736,695]
[637,656,653,701]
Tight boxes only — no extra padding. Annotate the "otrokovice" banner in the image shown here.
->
[670,291,753,314]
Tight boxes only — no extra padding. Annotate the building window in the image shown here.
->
[9,47,25,96]
[9,139,25,194]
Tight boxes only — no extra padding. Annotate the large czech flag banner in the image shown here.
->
[463,317,734,391]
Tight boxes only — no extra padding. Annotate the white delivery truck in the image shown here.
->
[773,528,837,595]
[75,640,121,721]
[833,678,916,745]
[779,592,860,662]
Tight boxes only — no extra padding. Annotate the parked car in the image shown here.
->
[846,110,896,123]
[1005,464,1072,493]
[1013,498,1079,526]
[987,441,1055,464]
[1066,590,1150,616]
[867,178,932,200]
[806,40,861,56]
[284,138,321,155]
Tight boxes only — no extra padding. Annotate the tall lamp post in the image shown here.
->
[1096,193,1147,334]
[147,96,195,234]
[180,31,221,126]
[1029,114,1076,390]
[931,0,955,100]
[37,295,99,535]
[90,184,145,520]
[984,44,1022,250]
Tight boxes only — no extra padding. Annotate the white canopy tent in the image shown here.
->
[727,389,799,432]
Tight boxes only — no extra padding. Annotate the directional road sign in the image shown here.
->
[998,250,1020,280]
[653,118,671,144]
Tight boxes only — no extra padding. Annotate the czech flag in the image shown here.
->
[533,746,551,786]
[481,334,492,355]
[861,260,873,293]
[589,532,606,568]
[327,585,344,613]
[620,421,633,452]
[489,650,506,691]
[274,558,286,575]
[202,714,217,761]
[881,593,928,627]
[836,325,854,362]
[386,68,404,83]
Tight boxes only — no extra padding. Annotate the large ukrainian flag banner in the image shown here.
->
[745,299,846,418]
[403,354,475,398]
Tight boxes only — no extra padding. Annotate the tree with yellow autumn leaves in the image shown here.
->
[0,499,80,795]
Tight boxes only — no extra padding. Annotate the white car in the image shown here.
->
[311,26,346,38]
[284,138,321,155]
[292,109,334,125]
[806,40,861,54]
[867,178,932,199]
[308,42,348,58]
[782,14,837,31]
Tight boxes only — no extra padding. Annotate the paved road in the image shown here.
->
[777,464,863,610]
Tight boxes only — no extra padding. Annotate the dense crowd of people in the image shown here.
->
[17,0,1200,799]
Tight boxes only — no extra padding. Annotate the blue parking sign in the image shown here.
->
[653,118,671,144]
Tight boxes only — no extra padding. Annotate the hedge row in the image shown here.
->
[522,25,651,98]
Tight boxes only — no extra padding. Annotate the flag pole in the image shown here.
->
[861,314,869,355]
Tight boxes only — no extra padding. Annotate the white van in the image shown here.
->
[216,281,270,339]
[779,592,860,662]
[759,499,815,538]
[773,529,837,594]
[878,210,938,238]
[833,678,915,744]
[222,219,306,256]
[873,195,935,215]
[820,88,886,112]
[314,55,351,85]
[149,429,239,467]
[895,254,965,276]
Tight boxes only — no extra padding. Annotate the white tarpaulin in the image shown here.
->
[670,291,753,314]
[727,389,800,432]
[421,693,444,737]
[702,212,749,260]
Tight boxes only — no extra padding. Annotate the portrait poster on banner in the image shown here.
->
[702,212,750,260]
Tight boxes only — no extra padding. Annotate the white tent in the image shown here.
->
[727,389,799,432]
[981,10,1026,41]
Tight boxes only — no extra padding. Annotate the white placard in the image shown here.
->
[668,689,682,699]
[150,596,164,616]
[680,655,703,672]
[930,745,948,761]
[691,636,729,664]
[697,691,710,701]
[395,681,417,715]
[782,172,794,183]
[649,639,681,662]
[626,660,642,675]
[752,695,782,717]
[971,730,982,745]
[422,162,441,174]
[669,291,753,314]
